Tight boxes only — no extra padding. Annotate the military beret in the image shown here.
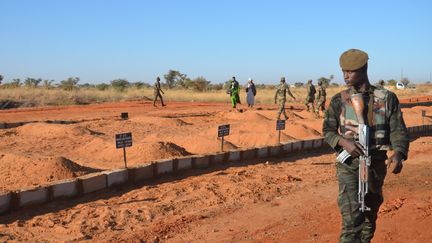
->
[339,49,369,70]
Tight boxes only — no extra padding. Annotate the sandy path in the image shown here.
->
[1,136,431,242]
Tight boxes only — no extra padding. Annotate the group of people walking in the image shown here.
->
[153,74,327,120]
[228,76,256,109]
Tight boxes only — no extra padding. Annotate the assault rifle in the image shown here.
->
[336,93,371,212]
[351,93,371,212]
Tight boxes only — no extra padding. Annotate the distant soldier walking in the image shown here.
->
[304,79,316,112]
[153,76,166,107]
[376,79,385,89]
[315,80,327,118]
[274,77,296,120]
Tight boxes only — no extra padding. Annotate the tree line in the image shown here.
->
[2,71,415,92]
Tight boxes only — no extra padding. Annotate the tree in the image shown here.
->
[24,78,42,88]
[2,78,21,88]
[387,79,397,86]
[111,79,130,92]
[96,83,110,91]
[163,70,188,88]
[42,79,54,89]
[294,82,304,87]
[59,77,80,91]
[318,75,333,87]
[401,78,410,86]
[190,76,210,92]
[132,81,150,89]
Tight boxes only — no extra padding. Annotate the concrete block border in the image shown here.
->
[0,191,12,214]
[1,124,430,215]
[18,186,49,208]
[78,173,107,194]
[50,178,78,199]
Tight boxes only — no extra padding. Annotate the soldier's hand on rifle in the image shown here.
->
[386,151,404,174]
[338,137,363,157]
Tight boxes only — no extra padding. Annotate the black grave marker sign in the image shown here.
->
[276,119,286,130]
[121,112,129,120]
[115,132,132,168]
[116,132,132,148]
[218,124,230,137]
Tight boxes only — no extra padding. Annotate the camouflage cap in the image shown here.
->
[280,77,286,82]
[339,49,369,70]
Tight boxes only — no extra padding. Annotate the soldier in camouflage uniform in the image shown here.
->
[323,49,409,243]
[153,77,166,107]
[274,77,296,120]
[304,79,316,112]
[315,80,327,118]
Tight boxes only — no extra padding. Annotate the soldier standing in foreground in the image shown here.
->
[274,77,296,120]
[323,49,409,243]
[153,77,166,107]
[315,80,327,118]
[304,79,316,112]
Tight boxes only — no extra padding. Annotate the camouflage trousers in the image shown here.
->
[315,98,326,114]
[336,151,387,243]
[277,99,288,119]
[304,96,315,112]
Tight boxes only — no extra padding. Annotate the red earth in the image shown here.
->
[0,99,431,242]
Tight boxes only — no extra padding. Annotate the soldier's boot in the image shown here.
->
[310,104,315,113]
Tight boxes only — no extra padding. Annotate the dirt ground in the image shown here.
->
[1,98,432,242]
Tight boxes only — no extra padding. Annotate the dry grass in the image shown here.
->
[0,84,431,108]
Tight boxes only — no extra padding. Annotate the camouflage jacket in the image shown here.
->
[305,84,316,97]
[317,85,326,100]
[275,83,295,101]
[323,85,409,159]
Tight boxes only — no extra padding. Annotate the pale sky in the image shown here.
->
[1,0,431,84]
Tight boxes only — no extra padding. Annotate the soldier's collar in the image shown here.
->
[348,84,374,95]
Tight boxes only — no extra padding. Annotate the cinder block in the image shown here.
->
[303,139,314,150]
[132,163,154,181]
[313,138,323,148]
[228,151,241,162]
[211,152,226,164]
[19,186,49,207]
[269,145,282,157]
[0,191,11,214]
[51,178,78,199]
[177,157,192,171]
[155,159,173,175]
[257,147,269,158]
[408,127,414,134]
[103,168,128,187]
[292,141,302,151]
[194,155,210,169]
[79,173,107,194]
[241,148,256,160]
[282,142,293,153]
